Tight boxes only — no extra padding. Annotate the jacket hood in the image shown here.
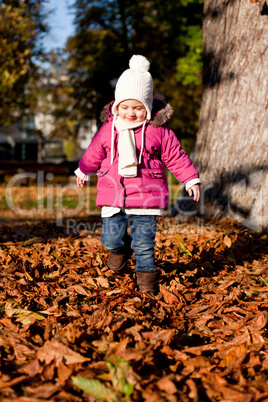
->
[100,95,174,127]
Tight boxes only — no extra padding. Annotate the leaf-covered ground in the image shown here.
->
[0,215,268,401]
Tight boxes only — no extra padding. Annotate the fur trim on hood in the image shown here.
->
[100,95,174,127]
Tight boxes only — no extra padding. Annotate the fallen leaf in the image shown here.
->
[159,285,180,304]
[37,340,89,366]
[224,235,232,248]
[157,375,177,394]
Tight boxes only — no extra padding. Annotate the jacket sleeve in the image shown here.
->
[78,124,107,175]
[160,127,199,184]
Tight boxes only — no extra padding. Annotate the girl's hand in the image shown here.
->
[77,177,85,188]
[187,184,200,202]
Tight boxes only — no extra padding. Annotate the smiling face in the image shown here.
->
[117,99,147,123]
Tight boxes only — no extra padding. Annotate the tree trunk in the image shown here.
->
[193,0,268,231]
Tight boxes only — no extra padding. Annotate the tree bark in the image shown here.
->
[192,0,268,230]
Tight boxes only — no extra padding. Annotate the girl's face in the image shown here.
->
[118,99,147,123]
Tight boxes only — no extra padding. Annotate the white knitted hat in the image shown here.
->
[111,55,154,120]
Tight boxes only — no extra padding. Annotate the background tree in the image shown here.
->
[0,0,47,127]
[66,0,203,153]
[33,50,83,159]
[193,0,268,230]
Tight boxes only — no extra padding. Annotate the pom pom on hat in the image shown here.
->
[112,55,154,120]
[129,55,150,73]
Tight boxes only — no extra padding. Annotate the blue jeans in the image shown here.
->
[101,211,158,271]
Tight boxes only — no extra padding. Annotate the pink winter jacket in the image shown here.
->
[78,98,199,209]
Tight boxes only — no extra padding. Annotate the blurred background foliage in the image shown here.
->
[0,0,48,127]
[0,0,203,154]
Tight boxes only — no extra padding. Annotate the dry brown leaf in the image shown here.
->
[159,285,180,304]
[224,235,232,248]
[25,383,59,399]
[37,340,89,366]
[185,378,198,402]
[125,325,145,342]
[87,276,109,288]
[20,359,42,377]
[56,362,74,386]
[157,375,177,394]
[67,284,90,296]
[124,304,142,315]
[142,328,176,345]
[105,337,130,358]
[0,375,28,390]
[247,312,267,331]
[219,344,248,370]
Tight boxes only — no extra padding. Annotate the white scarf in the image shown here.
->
[114,116,146,177]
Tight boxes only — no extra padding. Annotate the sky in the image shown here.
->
[42,0,76,51]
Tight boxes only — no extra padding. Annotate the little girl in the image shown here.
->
[75,55,200,294]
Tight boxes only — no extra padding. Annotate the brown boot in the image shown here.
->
[136,269,161,294]
[107,252,127,272]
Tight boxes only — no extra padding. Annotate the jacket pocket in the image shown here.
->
[148,171,164,179]
[144,168,165,179]
[97,166,110,177]
[142,168,166,187]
